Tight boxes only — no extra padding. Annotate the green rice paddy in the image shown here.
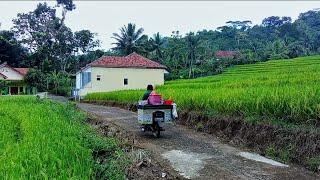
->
[85,55,320,125]
[0,96,125,179]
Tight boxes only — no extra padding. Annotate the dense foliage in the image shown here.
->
[0,0,101,95]
[0,30,26,67]
[112,11,320,79]
[1,0,320,93]
[0,96,126,179]
[85,55,320,126]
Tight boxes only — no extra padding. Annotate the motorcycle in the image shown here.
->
[138,102,175,138]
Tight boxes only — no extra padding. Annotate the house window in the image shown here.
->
[124,78,128,85]
[81,72,91,88]
[97,75,101,81]
[19,87,23,93]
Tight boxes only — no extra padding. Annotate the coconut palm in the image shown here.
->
[185,32,199,78]
[112,23,144,55]
[150,32,164,62]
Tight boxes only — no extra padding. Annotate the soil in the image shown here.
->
[78,102,320,180]
[84,100,320,171]
[178,111,320,169]
[87,115,183,180]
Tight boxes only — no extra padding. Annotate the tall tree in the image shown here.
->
[74,30,100,54]
[12,2,99,72]
[185,32,199,78]
[150,32,164,62]
[12,3,57,53]
[164,32,187,72]
[0,30,26,66]
[56,0,75,28]
[262,16,292,27]
[295,10,320,53]
[112,23,144,55]
[53,25,75,72]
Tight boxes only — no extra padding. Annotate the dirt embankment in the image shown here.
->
[83,100,320,172]
[86,112,184,180]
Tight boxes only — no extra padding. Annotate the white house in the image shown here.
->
[75,53,168,96]
[0,62,36,95]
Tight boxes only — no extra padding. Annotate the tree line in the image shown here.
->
[0,0,100,95]
[1,0,320,94]
[111,11,320,79]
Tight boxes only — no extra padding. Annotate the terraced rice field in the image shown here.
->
[0,96,126,179]
[85,56,320,126]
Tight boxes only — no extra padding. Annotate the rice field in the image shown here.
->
[0,96,125,179]
[85,55,320,125]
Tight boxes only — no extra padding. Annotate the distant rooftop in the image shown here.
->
[215,51,239,58]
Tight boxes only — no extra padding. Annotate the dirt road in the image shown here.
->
[77,103,318,180]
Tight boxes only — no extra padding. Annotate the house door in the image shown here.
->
[10,87,18,95]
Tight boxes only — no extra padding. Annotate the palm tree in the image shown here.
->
[150,32,164,62]
[185,32,199,78]
[112,23,144,55]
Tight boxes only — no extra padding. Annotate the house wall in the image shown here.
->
[1,83,32,95]
[0,65,37,95]
[77,67,92,96]
[76,73,81,89]
[0,67,24,80]
[78,67,165,96]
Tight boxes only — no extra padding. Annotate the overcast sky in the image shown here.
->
[0,1,319,50]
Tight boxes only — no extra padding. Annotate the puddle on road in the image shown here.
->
[162,150,211,179]
[238,152,289,167]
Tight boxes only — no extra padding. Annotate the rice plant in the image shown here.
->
[0,96,126,179]
[85,55,320,125]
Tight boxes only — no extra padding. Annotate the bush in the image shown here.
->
[24,69,46,91]
[0,80,8,95]
[47,71,73,96]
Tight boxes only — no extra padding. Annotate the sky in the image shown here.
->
[0,1,319,50]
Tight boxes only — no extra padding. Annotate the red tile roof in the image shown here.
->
[215,51,239,58]
[14,68,29,76]
[0,72,8,79]
[0,62,30,77]
[89,52,167,69]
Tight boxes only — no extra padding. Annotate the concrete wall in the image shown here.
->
[0,67,24,80]
[78,67,165,96]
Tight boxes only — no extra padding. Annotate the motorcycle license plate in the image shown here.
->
[155,118,164,122]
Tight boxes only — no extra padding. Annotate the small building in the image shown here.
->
[215,50,240,59]
[0,62,36,95]
[75,53,168,96]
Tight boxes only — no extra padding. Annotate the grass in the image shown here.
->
[265,144,295,164]
[85,55,320,126]
[307,156,320,172]
[0,96,127,179]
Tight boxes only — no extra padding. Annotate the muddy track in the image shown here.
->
[77,102,319,180]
